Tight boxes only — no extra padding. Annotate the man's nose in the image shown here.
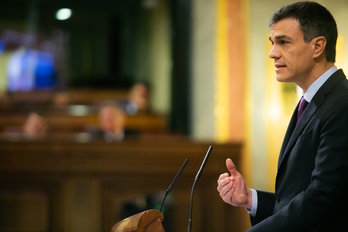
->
[269,45,280,59]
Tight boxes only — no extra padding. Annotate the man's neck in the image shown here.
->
[300,62,334,92]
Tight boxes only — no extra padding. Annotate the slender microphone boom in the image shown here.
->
[160,158,189,213]
[188,145,213,232]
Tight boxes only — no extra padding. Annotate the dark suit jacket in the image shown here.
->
[249,69,348,231]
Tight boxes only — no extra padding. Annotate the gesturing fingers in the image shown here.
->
[217,158,250,208]
[218,173,229,182]
[217,173,230,192]
[219,181,233,197]
[226,158,239,176]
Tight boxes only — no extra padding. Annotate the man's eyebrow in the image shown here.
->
[269,35,292,42]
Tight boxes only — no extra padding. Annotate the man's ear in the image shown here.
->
[312,36,326,59]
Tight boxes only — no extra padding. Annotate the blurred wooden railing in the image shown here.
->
[0,89,168,135]
[0,89,129,106]
[0,136,246,232]
[0,111,168,134]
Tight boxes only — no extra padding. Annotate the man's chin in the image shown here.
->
[275,75,290,83]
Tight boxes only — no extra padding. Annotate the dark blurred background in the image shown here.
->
[0,0,191,134]
[0,1,256,231]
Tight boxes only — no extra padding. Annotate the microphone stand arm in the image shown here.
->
[187,145,213,232]
[188,176,198,232]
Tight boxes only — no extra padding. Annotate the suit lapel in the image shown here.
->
[278,103,299,169]
[277,105,298,169]
[277,100,318,169]
[277,69,345,171]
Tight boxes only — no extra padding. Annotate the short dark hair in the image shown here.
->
[269,1,337,62]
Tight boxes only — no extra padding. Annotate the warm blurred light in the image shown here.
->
[268,103,281,120]
[56,8,72,21]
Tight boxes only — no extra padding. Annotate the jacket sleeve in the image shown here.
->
[250,191,275,225]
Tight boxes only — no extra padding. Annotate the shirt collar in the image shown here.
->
[303,66,337,102]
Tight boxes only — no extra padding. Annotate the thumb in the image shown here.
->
[226,158,238,176]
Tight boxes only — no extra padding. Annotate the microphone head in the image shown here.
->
[167,158,189,193]
[195,145,213,180]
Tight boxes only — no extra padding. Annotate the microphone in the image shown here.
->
[188,145,213,232]
[159,158,189,213]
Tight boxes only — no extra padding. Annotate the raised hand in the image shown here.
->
[217,158,252,209]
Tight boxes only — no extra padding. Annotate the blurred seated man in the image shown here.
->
[88,104,139,142]
[23,112,48,138]
[118,82,150,115]
[3,112,48,139]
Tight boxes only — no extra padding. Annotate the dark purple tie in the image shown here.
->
[297,97,308,124]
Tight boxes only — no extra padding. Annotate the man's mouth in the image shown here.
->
[275,64,286,72]
[275,64,286,68]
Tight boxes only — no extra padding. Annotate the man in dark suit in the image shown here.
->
[217,2,348,231]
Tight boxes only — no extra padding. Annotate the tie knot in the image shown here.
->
[299,97,308,111]
[297,97,308,123]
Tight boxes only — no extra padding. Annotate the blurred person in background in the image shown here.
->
[2,111,47,139]
[118,81,150,115]
[87,103,139,142]
[23,112,48,138]
[99,104,126,142]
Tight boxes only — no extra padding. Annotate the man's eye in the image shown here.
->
[279,40,288,45]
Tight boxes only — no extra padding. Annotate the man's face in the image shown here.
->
[269,18,315,88]
[100,106,125,132]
